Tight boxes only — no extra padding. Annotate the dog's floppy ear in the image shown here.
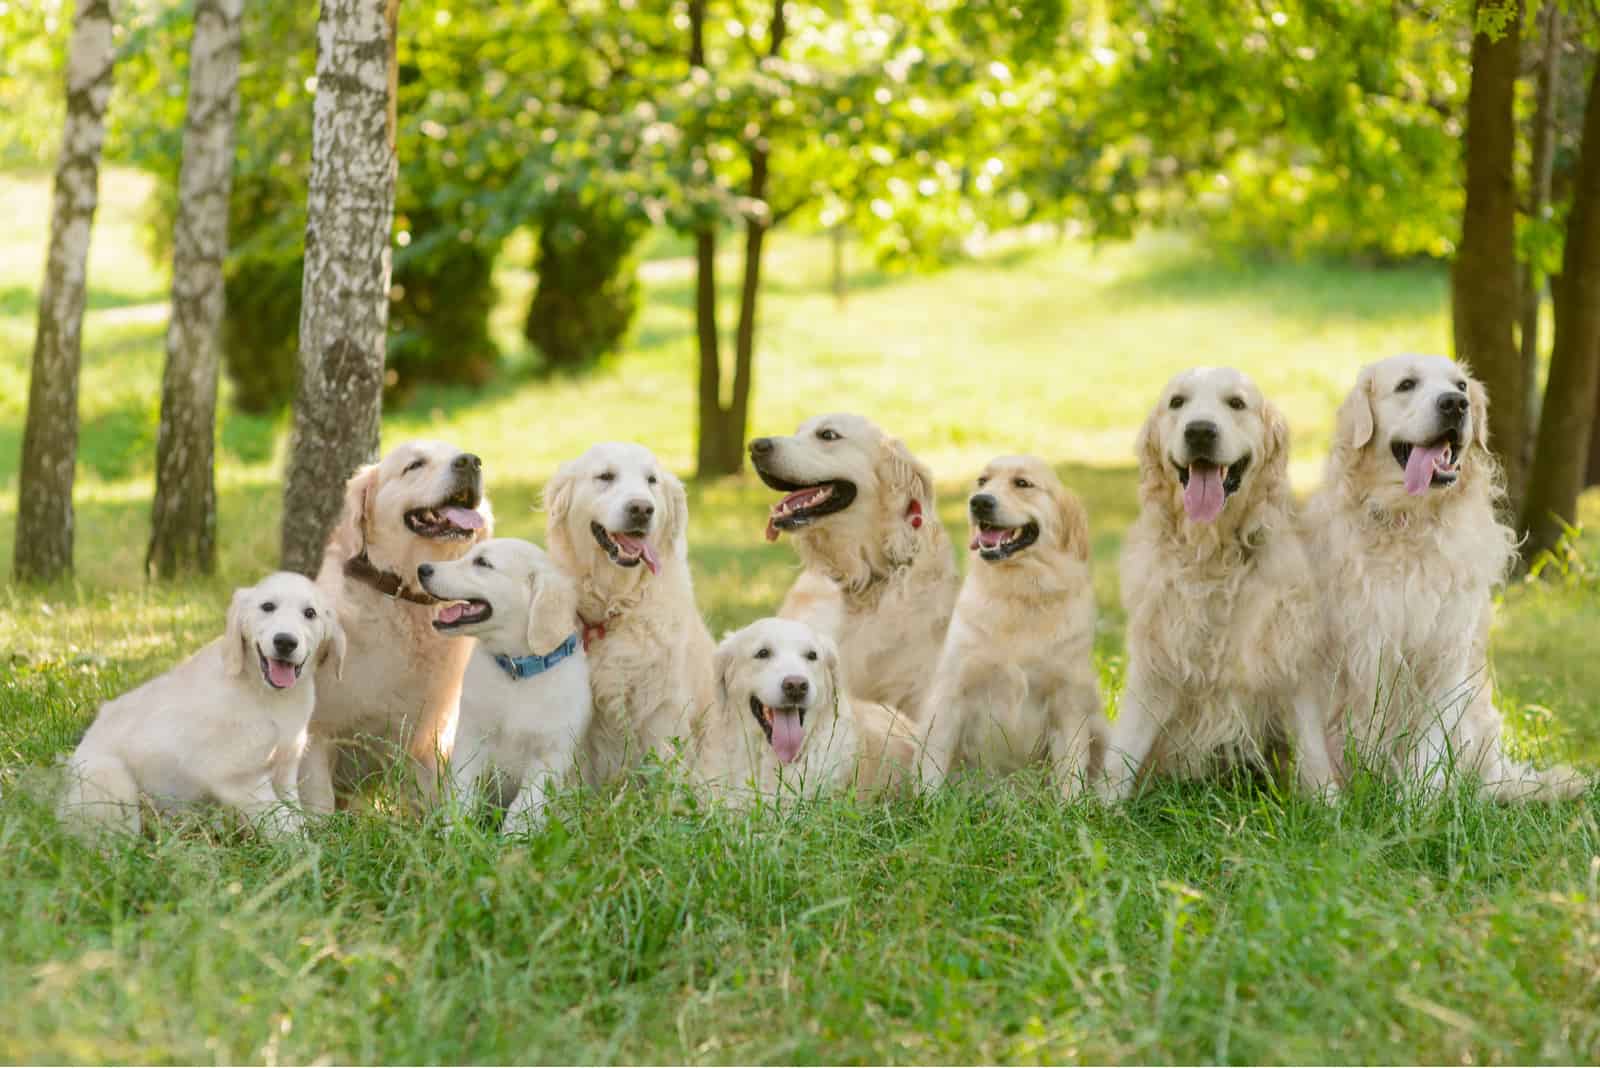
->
[881,436,934,563]
[814,630,843,703]
[327,463,380,560]
[713,635,740,705]
[659,469,690,560]
[1260,397,1292,490]
[1334,365,1377,452]
[472,492,495,543]
[542,461,577,555]
[527,565,579,653]
[221,586,252,679]
[1055,486,1091,562]
[1134,406,1166,497]
[317,595,348,680]
[1467,375,1491,450]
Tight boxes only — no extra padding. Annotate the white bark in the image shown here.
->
[148,0,244,578]
[14,0,118,582]
[280,0,399,576]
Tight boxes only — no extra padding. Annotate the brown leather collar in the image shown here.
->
[344,552,439,605]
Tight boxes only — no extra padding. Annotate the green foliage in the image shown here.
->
[524,193,646,372]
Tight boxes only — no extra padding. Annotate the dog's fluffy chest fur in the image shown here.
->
[458,647,591,775]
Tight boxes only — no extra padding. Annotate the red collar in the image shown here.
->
[905,498,924,529]
[580,617,609,651]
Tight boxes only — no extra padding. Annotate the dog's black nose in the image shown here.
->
[781,675,809,702]
[1184,420,1219,451]
[625,499,655,525]
[749,437,774,456]
[1436,391,1469,420]
[417,563,434,580]
[970,493,997,519]
[454,453,482,472]
[273,633,299,656]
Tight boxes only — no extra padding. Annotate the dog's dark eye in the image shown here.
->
[647,474,658,485]
[597,471,615,482]
[1455,380,1468,393]
[976,476,988,487]
[805,649,819,661]
[1169,395,1186,410]
[754,647,772,659]
[1227,396,1247,411]
[816,428,841,441]
[1396,378,1417,393]
[474,556,493,569]
[1013,477,1033,489]
[303,606,317,620]
[261,602,276,613]
[403,458,426,474]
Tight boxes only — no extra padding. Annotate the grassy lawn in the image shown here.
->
[3,168,1600,1063]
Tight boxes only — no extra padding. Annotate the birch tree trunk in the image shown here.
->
[280,0,399,576]
[147,0,243,579]
[13,0,117,583]
[1451,0,1524,512]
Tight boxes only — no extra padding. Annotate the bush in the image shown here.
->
[523,195,645,373]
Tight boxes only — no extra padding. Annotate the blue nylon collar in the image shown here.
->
[493,633,580,681]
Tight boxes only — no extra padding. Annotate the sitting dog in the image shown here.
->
[1104,368,1336,798]
[60,572,345,837]
[417,538,591,831]
[1304,354,1586,799]
[302,440,493,812]
[544,442,716,785]
[748,413,958,716]
[921,456,1106,796]
[695,617,918,803]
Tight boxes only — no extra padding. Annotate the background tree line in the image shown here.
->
[5,0,1599,582]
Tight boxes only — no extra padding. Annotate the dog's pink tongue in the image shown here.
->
[1404,443,1449,496]
[770,710,805,764]
[436,602,468,624]
[442,506,484,530]
[611,532,660,575]
[266,658,298,689]
[1182,464,1225,523]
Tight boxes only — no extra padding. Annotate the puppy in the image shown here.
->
[1304,354,1586,799]
[748,413,959,716]
[544,442,716,785]
[1105,368,1336,798]
[415,538,590,831]
[696,618,918,803]
[921,456,1107,796]
[302,440,493,812]
[61,572,345,837]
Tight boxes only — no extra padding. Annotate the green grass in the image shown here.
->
[4,168,1600,1063]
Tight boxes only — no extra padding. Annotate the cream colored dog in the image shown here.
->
[748,413,958,716]
[695,618,918,803]
[1304,354,1586,799]
[60,572,345,837]
[1105,368,1336,798]
[921,456,1107,795]
[417,538,591,831]
[302,440,493,811]
[545,442,716,785]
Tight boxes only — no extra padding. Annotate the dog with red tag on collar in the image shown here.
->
[301,440,494,813]
[417,538,590,831]
[748,413,958,720]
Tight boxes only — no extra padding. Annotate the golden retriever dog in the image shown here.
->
[61,572,345,837]
[545,442,716,785]
[417,538,591,832]
[1304,354,1586,799]
[301,440,493,812]
[694,618,918,803]
[1105,368,1336,798]
[748,413,958,716]
[920,456,1107,796]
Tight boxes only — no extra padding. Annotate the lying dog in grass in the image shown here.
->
[302,441,492,812]
[1304,354,1587,799]
[694,617,919,803]
[749,413,958,717]
[418,538,590,832]
[545,442,716,785]
[60,572,345,837]
[921,456,1106,796]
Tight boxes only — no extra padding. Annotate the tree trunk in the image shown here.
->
[280,0,399,576]
[147,0,244,579]
[1452,0,1525,513]
[1521,59,1600,559]
[13,0,118,583]
[1516,1,1560,484]
[693,227,729,477]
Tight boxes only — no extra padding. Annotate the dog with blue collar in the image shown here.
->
[417,538,592,832]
